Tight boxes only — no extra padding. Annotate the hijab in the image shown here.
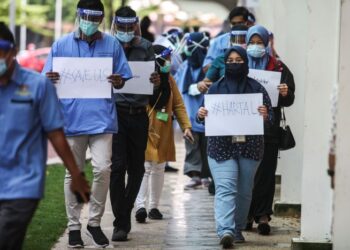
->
[149,44,171,109]
[209,46,262,95]
[246,25,270,70]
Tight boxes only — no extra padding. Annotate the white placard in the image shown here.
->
[248,69,281,107]
[205,93,263,136]
[113,61,154,95]
[53,57,112,99]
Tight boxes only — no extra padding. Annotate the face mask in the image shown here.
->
[247,44,266,58]
[159,60,171,73]
[0,59,8,77]
[115,31,135,43]
[79,19,100,36]
[225,63,245,78]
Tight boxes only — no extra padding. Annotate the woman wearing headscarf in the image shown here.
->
[197,46,274,248]
[245,25,295,235]
[135,45,193,222]
[174,32,212,190]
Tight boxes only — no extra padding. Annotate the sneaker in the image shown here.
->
[111,228,128,241]
[148,208,163,220]
[201,178,211,188]
[135,208,147,223]
[86,225,109,248]
[233,230,245,243]
[184,177,202,190]
[164,164,179,172]
[220,233,234,248]
[68,230,84,248]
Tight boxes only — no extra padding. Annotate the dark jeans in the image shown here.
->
[110,109,149,231]
[0,199,39,250]
[248,143,279,222]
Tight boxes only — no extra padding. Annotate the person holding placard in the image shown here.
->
[0,23,91,250]
[174,32,211,190]
[43,0,132,247]
[197,46,273,248]
[245,25,295,235]
[135,44,193,224]
[109,6,158,242]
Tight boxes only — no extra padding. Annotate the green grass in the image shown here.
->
[23,162,93,250]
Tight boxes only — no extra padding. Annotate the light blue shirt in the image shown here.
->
[0,63,64,200]
[175,61,205,133]
[42,32,132,136]
[203,33,230,67]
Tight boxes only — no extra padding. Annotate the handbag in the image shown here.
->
[278,108,296,150]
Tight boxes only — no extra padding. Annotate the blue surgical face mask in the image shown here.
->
[247,44,266,58]
[115,31,135,43]
[159,60,171,73]
[79,19,100,36]
[0,59,8,77]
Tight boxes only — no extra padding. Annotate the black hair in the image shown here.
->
[141,16,151,29]
[114,6,136,17]
[248,12,256,23]
[228,6,249,22]
[231,24,249,31]
[0,22,16,45]
[77,0,104,12]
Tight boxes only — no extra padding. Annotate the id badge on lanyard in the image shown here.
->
[232,135,246,143]
[156,108,169,122]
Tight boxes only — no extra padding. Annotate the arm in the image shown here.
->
[278,62,295,107]
[47,130,90,202]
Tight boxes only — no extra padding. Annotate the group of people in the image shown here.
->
[0,0,295,249]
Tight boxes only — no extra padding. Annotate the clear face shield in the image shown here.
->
[155,47,173,73]
[230,30,247,48]
[75,8,105,39]
[110,16,139,43]
[183,33,209,57]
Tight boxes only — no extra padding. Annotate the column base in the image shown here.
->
[274,201,301,217]
[275,174,281,185]
[291,238,332,250]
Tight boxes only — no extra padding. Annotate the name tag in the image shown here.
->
[232,135,246,143]
[156,111,169,122]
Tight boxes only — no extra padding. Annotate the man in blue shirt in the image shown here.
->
[43,0,132,248]
[0,23,90,250]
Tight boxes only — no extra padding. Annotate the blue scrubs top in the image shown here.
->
[0,63,64,200]
[175,61,205,133]
[42,32,132,136]
[203,33,230,67]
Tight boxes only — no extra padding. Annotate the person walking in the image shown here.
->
[135,44,193,223]
[197,46,273,248]
[43,0,132,247]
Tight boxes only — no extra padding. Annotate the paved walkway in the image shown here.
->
[53,132,300,249]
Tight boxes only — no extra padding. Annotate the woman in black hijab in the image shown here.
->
[197,46,274,248]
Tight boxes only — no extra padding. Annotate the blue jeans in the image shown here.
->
[208,156,260,238]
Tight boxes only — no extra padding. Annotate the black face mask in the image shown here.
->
[225,63,246,78]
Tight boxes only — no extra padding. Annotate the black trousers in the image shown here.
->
[110,109,149,231]
[248,143,279,222]
[0,199,39,250]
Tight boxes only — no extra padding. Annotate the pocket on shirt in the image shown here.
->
[9,99,35,127]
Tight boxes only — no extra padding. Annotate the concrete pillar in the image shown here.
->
[291,0,340,248]
[332,0,350,249]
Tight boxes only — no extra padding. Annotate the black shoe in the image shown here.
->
[220,233,234,249]
[164,164,179,172]
[68,230,84,248]
[148,208,163,220]
[135,208,147,223]
[86,225,109,248]
[245,221,253,231]
[257,222,271,235]
[111,228,128,241]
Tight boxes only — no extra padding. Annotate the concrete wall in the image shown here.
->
[252,0,339,241]
[333,0,350,248]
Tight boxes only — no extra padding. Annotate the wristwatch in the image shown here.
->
[327,169,335,177]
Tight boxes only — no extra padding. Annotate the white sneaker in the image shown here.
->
[184,177,202,190]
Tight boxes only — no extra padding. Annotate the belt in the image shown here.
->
[117,105,146,115]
